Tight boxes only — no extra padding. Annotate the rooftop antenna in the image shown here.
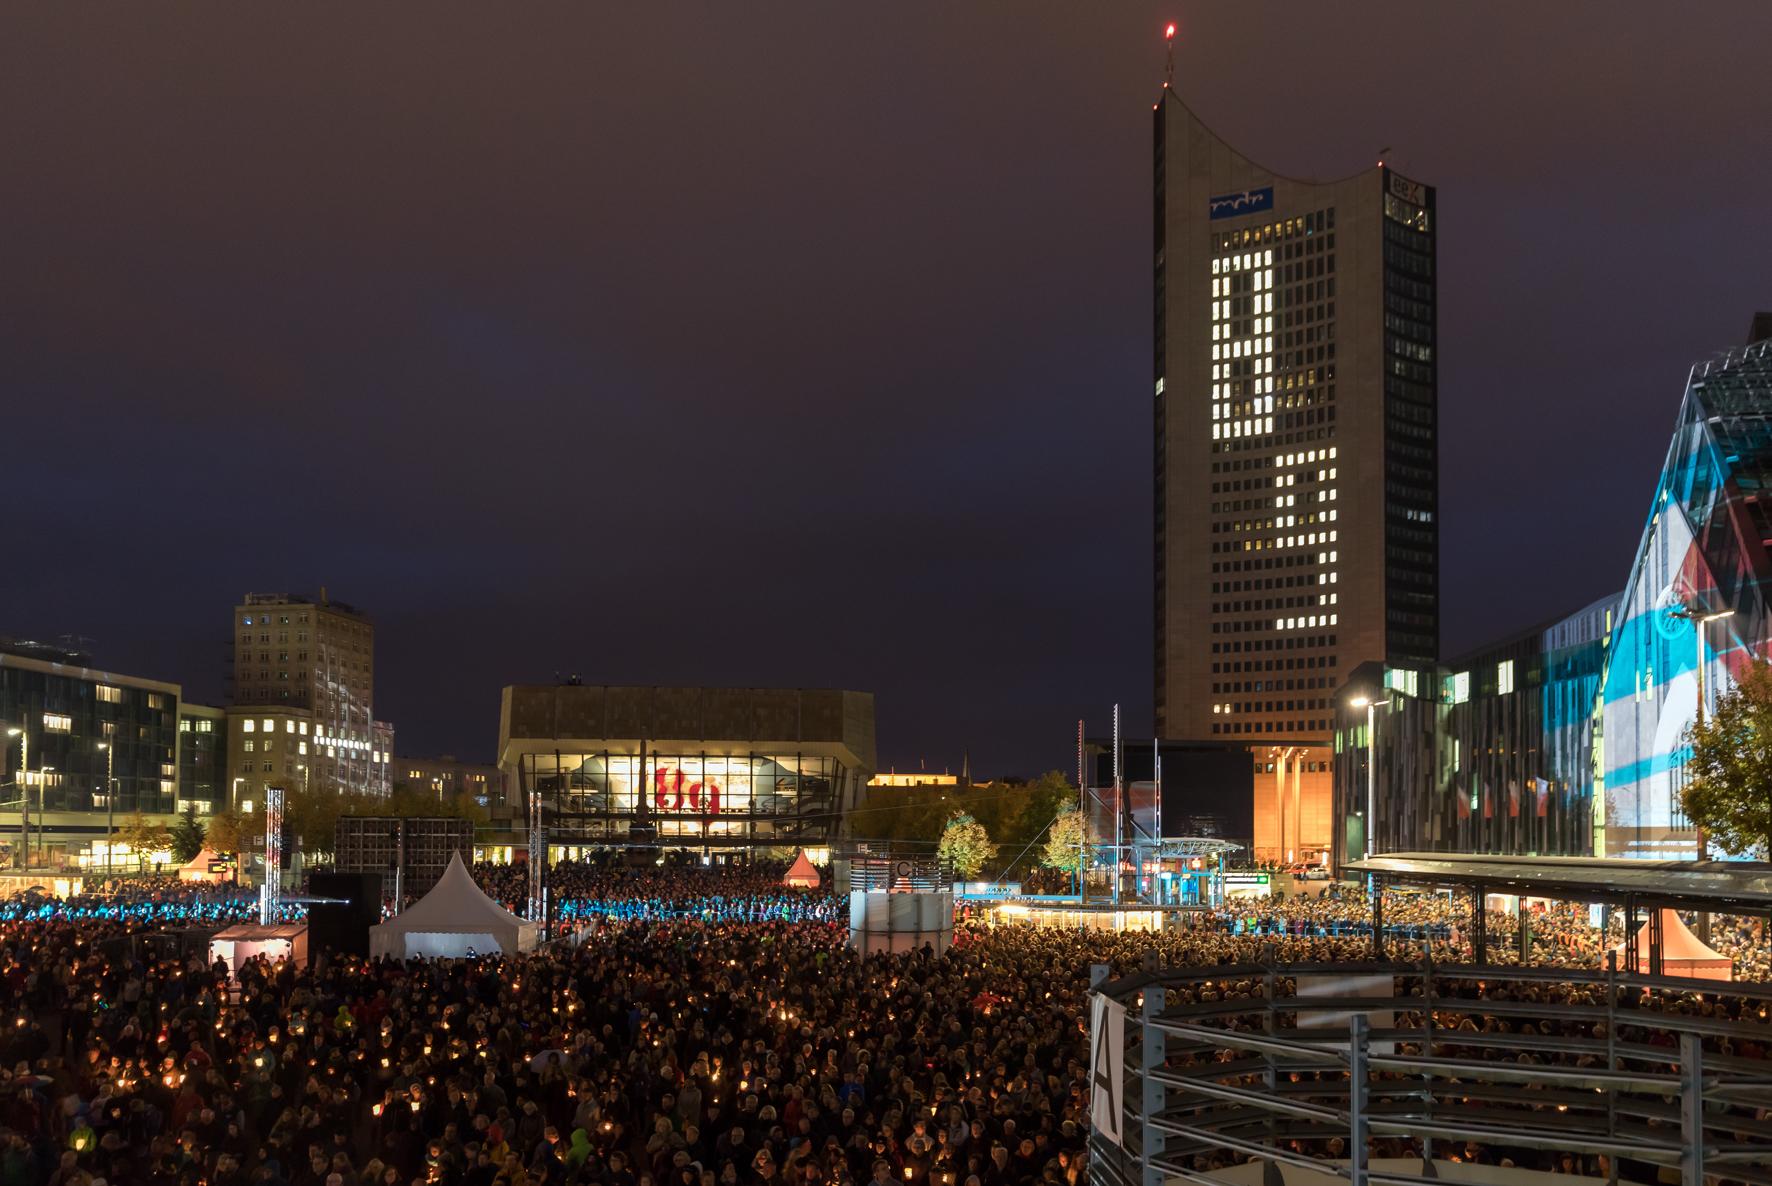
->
[1377,146,1392,168]
[1164,22,1177,89]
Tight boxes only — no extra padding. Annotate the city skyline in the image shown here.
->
[4,5,1767,774]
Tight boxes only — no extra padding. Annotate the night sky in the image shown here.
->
[4,4,1767,777]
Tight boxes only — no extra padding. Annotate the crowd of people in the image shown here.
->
[472,861,847,926]
[0,863,1763,1186]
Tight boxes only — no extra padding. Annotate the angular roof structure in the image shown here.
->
[1601,340,1772,857]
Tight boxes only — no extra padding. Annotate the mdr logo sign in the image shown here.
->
[1088,994,1126,1146]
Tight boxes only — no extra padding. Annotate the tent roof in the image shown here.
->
[1610,908,1731,963]
[784,850,820,885]
[180,848,222,872]
[379,853,529,934]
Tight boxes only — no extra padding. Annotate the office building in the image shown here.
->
[868,772,959,789]
[398,754,505,808]
[0,639,185,868]
[226,591,392,807]
[1331,595,1613,867]
[177,702,228,814]
[1152,88,1438,862]
[498,684,875,856]
[1334,327,1772,863]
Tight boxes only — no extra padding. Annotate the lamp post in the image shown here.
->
[1346,694,1395,863]
[98,742,115,876]
[34,767,53,870]
[1669,605,1735,861]
[5,728,21,872]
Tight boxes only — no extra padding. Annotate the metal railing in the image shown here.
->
[1088,957,1772,1186]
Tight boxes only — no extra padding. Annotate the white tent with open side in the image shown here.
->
[783,849,822,889]
[369,853,542,960]
[178,848,230,884]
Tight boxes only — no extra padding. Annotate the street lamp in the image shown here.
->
[98,742,115,877]
[1346,694,1395,862]
[34,767,54,870]
[5,728,21,872]
[1669,605,1736,862]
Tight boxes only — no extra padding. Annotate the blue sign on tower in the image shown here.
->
[1208,186,1274,220]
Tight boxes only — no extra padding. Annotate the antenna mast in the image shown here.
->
[1164,23,1177,89]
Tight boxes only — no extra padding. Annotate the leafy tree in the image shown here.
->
[170,805,207,863]
[1041,808,1092,876]
[204,807,254,856]
[850,784,949,848]
[937,812,996,880]
[120,812,174,871]
[388,780,490,825]
[1682,658,1772,857]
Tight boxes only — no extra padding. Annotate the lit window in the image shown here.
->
[97,685,122,704]
[43,713,71,733]
[285,720,295,733]
[261,718,273,732]
[1498,660,1515,695]
[242,720,255,733]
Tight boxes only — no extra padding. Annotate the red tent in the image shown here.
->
[1610,909,1732,981]
[782,850,821,890]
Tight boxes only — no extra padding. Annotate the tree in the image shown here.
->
[1682,658,1772,857]
[170,805,207,863]
[1040,808,1092,879]
[937,812,996,881]
[388,780,490,826]
[204,807,253,856]
[120,811,174,871]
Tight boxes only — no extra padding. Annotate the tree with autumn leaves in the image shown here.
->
[1682,658,1772,858]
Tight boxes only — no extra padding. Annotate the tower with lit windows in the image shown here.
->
[1153,86,1438,864]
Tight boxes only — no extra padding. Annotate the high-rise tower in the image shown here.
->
[1153,88,1438,863]
[227,590,392,807]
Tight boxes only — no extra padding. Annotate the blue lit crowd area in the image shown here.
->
[0,868,1768,1186]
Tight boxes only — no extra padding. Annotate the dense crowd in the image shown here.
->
[0,866,1764,1186]
[473,861,847,926]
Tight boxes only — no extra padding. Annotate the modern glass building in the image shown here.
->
[1333,329,1772,865]
[1331,595,1613,868]
[497,685,875,854]
[0,641,184,868]
[1600,337,1772,858]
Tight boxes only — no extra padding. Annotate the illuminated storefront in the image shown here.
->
[498,685,875,852]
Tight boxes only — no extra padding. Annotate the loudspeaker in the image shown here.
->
[307,871,382,959]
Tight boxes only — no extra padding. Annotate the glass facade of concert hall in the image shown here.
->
[498,685,875,852]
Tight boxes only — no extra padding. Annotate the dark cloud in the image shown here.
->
[3,2,1766,773]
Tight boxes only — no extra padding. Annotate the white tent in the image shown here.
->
[178,848,229,884]
[369,853,541,960]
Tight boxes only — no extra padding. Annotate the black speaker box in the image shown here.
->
[307,871,382,959]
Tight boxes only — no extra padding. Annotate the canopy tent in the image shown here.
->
[178,848,230,883]
[1609,908,1732,980]
[783,850,822,889]
[369,853,541,960]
